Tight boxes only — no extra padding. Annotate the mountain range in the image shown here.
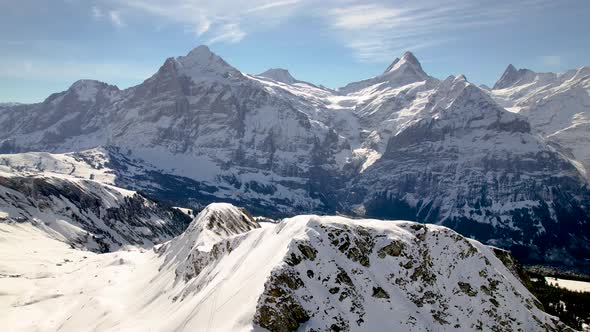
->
[0,46,589,272]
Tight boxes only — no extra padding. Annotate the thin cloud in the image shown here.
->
[246,0,300,13]
[91,6,103,20]
[97,0,558,62]
[91,5,126,29]
[324,0,557,62]
[104,0,302,44]
[208,24,246,44]
[108,10,125,28]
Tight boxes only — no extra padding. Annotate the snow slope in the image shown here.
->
[0,169,190,252]
[0,203,569,331]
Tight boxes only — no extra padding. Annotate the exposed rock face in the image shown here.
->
[493,64,539,90]
[155,205,566,331]
[160,203,260,282]
[0,46,589,268]
[0,175,190,252]
[349,78,590,267]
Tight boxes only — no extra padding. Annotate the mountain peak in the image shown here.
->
[186,45,215,59]
[69,79,106,89]
[172,45,242,82]
[258,68,298,84]
[67,80,116,102]
[401,51,420,65]
[339,51,428,93]
[383,51,423,75]
[493,64,535,90]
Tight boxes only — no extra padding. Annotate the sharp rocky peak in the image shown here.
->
[493,64,536,90]
[339,51,428,93]
[378,51,428,83]
[168,203,260,255]
[383,51,423,74]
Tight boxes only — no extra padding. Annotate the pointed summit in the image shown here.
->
[186,45,214,58]
[173,45,243,83]
[493,64,535,90]
[340,51,428,94]
[383,51,424,75]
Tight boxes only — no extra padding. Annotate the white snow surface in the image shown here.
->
[545,277,590,293]
[0,203,562,331]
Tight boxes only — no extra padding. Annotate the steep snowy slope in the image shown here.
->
[0,171,190,252]
[491,65,590,177]
[0,203,570,331]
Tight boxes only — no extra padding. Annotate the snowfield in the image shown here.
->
[545,277,590,293]
[0,203,567,331]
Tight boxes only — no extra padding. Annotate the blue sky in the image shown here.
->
[1,0,588,103]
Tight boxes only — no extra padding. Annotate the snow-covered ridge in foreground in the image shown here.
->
[0,173,190,252]
[0,203,568,331]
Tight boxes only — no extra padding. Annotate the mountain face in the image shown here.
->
[0,46,588,270]
[0,203,570,331]
[491,65,590,179]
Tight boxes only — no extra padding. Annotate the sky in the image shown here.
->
[1,0,589,103]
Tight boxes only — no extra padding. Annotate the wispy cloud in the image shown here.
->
[102,0,302,43]
[91,6,103,20]
[324,0,556,62]
[93,0,558,62]
[109,10,125,28]
[208,24,246,44]
[91,5,126,28]
[245,0,301,13]
[108,10,125,28]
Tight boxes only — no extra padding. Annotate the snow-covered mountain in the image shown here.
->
[0,161,190,252]
[0,46,589,270]
[0,203,571,331]
[490,64,590,179]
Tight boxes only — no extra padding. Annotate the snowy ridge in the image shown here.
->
[0,148,118,184]
[0,173,189,252]
[161,202,259,281]
[0,203,569,331]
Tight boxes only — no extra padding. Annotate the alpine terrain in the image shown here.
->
[0,46,588,269]
[0,45,589,331]
[0,203,574,331]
